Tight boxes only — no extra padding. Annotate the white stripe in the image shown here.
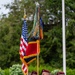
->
[21,35,28,46]
[20,44,26,51]
[22,45,26,51]
[21,35,23,39]
[20,46,22,51]
[23,38,28,46]
[22,63,27,72]
[24,67,27,72]
[20,40,27,51]
[20,50,24,56]
[21,51,24,56]
[22,63,24,68]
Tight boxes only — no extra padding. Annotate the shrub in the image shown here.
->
[9,64,23,75]
[0,68,4,75]
[51,69,62,75]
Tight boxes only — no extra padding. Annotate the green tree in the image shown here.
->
[65,0,75,68]
[0,0,75,69]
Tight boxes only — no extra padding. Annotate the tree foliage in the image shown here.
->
[0,0,75,69]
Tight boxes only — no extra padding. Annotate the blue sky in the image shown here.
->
[0,0,13,15]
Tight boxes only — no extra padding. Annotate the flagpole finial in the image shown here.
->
[24,8,27,19]
[35,2,39,7]
[24,14,27,19]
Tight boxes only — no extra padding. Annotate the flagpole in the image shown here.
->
[37,42,39,75]
[24,9,28,75]
[35,2,40,75]
[27,65,28,75]
[62,0,66,75]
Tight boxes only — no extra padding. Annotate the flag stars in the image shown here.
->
[21,20,28,42]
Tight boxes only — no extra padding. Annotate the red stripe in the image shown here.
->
[20,43,22,47]
[25,69,27,73]
[20,38,23,41]
[22,64,25,69]
[20,49,25,56]
[20,38,28,50]
[22,64,27,73]
[20,49,25,54]
[23,42,27,49]
[20,55,23,58]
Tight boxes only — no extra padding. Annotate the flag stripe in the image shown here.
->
[22,63,27,73]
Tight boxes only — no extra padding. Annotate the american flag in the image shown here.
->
[20,20,28,57]
[19,20,28,74]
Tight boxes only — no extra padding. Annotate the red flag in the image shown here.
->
[26,40,40,56]
[22,40,40,64]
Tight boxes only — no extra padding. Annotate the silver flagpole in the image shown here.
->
[62,0,66,75]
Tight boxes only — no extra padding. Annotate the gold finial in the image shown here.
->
[24,8,27,19]
[24,14,27,19]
